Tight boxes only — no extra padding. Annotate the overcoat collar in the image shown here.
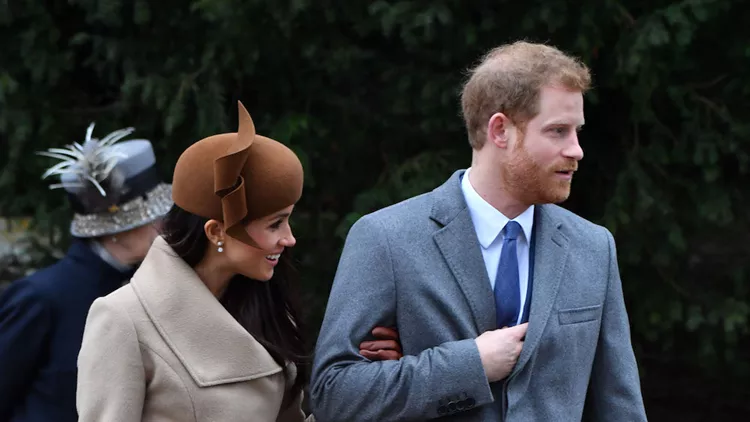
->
[130,236,282,387]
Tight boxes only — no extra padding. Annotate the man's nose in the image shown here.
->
[563,135,584,161]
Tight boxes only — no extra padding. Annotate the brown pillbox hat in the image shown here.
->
[172,101,304,246]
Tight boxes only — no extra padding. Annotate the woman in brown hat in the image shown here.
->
[75,102,401,421]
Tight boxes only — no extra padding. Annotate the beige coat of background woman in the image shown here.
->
[76,237,311,422]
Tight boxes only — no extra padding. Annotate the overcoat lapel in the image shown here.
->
[431,171,497,334]
[511,204,569,377]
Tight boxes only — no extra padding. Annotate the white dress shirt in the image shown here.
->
[460,168,535,325]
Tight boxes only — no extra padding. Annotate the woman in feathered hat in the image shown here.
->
[75,102,402,421]
[0,123,172,422]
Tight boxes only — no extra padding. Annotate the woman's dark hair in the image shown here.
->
[160,204,309,404]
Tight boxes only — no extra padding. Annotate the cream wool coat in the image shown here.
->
[76,237,312,422]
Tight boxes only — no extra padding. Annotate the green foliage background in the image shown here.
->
[1,0,748,418]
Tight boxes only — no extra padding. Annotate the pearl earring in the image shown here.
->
[217,241,224,253]
[111,236,118,243]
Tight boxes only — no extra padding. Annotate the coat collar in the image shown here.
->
[65,239,135,288]
[431,170,496,333]
[130,236,282,387]
[429,170,467,227]
[511,204,569,377]
[87,239,136,274]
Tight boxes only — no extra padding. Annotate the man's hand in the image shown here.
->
[359,326,403,361]
[475,323,528,382]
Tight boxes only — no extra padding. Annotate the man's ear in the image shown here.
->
[487,112,513,149]
[203,219,226,246]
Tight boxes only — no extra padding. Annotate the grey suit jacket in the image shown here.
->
[310,170,647,421]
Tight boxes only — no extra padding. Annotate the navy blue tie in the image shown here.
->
[495,221,522,328]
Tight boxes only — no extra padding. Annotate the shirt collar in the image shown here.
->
[87,239,136,274]
[460,168,535,249]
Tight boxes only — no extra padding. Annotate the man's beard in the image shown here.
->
[501,137,577,206]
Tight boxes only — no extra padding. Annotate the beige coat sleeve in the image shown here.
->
[76,297,146,422]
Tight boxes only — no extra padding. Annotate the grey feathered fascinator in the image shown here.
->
[38,123,132,213]
[37,123,172,238]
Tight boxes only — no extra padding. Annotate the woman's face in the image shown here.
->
[223,205,296,281]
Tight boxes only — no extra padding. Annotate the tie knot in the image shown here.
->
[504,221,522,240]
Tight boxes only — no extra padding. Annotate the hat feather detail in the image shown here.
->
[37,122,134,211]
